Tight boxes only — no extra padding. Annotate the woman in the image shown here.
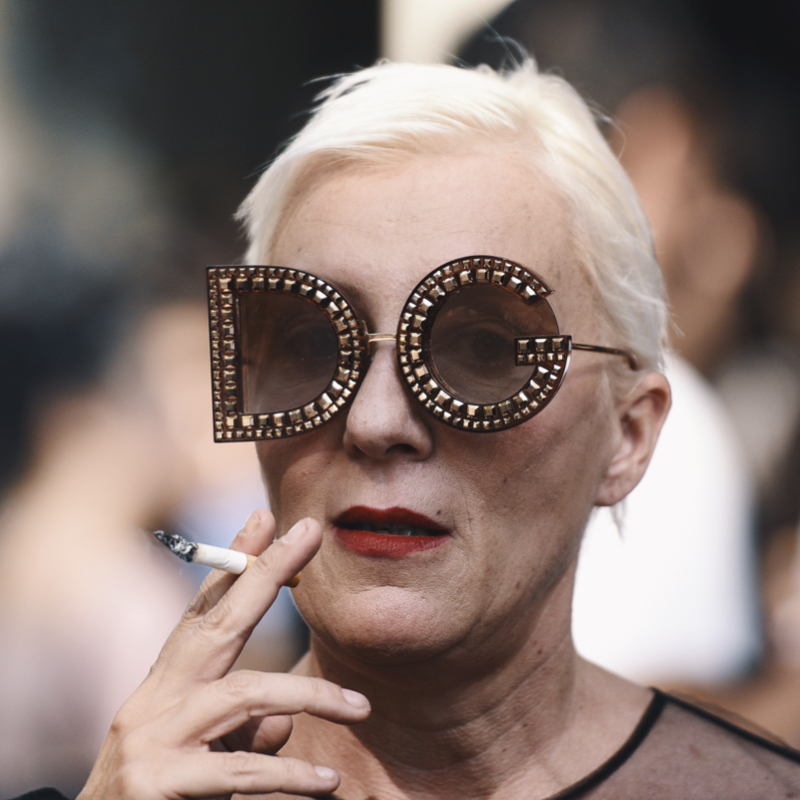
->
[28,60,800,799]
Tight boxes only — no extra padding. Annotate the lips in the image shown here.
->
[333,506,450,557]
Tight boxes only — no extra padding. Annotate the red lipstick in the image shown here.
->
[334,506,450,557]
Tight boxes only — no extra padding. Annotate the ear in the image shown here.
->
[595,371,671,506]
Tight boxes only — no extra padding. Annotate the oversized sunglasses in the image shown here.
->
[207,256,638,441]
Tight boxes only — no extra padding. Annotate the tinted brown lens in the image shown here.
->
[238,292,339,413]
[428,283,558,404]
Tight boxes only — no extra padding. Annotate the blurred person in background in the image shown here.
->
[0,2,378,795]
[0,218,303,800]
[462,0,800,734]
[0,222,202,797]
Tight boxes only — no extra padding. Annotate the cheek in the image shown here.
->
[529,369,619,518]
[444,370,617,540]
[256,433,338,528]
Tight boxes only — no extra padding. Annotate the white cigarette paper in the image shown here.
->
[153,529,299,585]
[193,543,253,574]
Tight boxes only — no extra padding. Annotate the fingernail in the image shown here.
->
[282,518,309,544]
[236,511,259,538]
[314,765,338,781]
[342,688,370,710]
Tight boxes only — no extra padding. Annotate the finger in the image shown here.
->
[155,751,339,798]
[204,517,322,633]
[185,508,276,620]
[169,518,322,679]
[150,508,274,681]
[136,510,276,704]
[220,713,293,754]
[159,671,370,745]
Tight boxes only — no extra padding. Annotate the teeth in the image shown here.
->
[347,522,436,536]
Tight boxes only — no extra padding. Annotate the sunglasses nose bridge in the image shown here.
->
[365,332,398,347]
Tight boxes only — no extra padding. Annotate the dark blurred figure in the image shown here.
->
[7,0,379,260]
[462,0,799,362]
[462,0,800,741]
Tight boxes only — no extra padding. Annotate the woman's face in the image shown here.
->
[258,148,622,671]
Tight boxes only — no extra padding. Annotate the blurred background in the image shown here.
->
[0,1,798,796]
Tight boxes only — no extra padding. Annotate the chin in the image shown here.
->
[301,585,466,667]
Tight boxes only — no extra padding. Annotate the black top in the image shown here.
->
[545,689,800,798]
[11,690,800,800]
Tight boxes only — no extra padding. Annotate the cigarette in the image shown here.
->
[153,530,301,587]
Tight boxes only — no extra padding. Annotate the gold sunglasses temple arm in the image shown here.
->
[571,343,640,371]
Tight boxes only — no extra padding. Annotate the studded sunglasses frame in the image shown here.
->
[207,255,638,442]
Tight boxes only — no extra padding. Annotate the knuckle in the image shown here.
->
[183,593,206,620]
[115,762,153,799]
[285,757,306,778]
[280,755,317,785]
[184,583,216,619]
[117,727,149,763]
[183,576,226,621]
[193,608,240,644]
[308,676,335,706]
[196,593,236,632]
[223,669,258,698]
[109,700,139,738]
[252,542,291,579]
[225,749,262,777]
[184,586,219,622]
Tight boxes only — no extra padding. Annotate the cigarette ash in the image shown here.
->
[153,530,198,562]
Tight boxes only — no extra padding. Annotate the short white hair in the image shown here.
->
[237,59,667,371]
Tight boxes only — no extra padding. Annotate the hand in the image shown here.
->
[78,510,370,799]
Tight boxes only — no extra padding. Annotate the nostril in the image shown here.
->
[387,443,417,456]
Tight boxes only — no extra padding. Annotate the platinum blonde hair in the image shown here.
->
[237,59,667,371]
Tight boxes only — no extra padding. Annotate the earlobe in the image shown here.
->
[595,371,671,506]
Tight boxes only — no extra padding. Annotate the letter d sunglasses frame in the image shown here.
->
[207,255,638,442]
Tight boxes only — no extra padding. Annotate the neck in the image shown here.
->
[285,567,647,800]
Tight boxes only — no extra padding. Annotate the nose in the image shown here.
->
[343,340,434,461]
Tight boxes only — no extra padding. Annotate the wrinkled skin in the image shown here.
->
[78,148,670,800]
[261,149,657,679]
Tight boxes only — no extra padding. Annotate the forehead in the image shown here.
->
[269,148,589,319]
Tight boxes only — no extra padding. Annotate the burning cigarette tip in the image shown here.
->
[153,530,302,585]
[153,529,197,562]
